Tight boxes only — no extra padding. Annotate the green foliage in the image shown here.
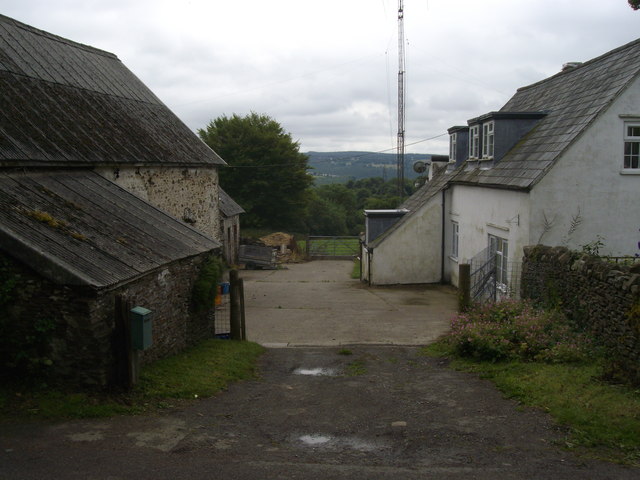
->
[191,255,225,312]
[305,190,349,235]
[630,0,640,11]
[443,300,593,363]
[305,177,414,235]
[199,112,313,231]
[363,195,401,210]
[581,235,605,256]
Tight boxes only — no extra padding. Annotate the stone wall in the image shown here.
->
[521,245,640,384]
[95,166,221,241]
[1,250,217,387]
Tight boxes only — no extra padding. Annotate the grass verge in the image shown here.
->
[351,258,361,279]
[422,342,640,466]
[0,339,265,420]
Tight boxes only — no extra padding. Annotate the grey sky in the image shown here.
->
[2,1,639,154]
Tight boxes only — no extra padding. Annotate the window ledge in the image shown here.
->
[479,157,494,162]
[620,169,640,175]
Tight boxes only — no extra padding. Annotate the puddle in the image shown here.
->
[296,433,388,452]
[293,367,338,376]
[299,434,332,445]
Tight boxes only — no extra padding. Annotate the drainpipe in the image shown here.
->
[367,248,373,285]
[440,187,447,283]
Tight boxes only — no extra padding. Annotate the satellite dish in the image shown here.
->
[413,161,426,173]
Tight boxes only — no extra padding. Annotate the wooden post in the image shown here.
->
[239,278,247,341]
[458,263,471,312]
[229,269,242,340]
[114,295,134,390]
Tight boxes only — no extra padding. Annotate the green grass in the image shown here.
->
[422,343,640,465]
[351,258,361,279]
[345,359,367,376]
[0,340,265,420]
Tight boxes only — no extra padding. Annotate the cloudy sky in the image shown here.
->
[2,1,639,154]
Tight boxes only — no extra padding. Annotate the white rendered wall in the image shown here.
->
[530,78,640,257]
[446,185,531,287]
[367,196,443,285]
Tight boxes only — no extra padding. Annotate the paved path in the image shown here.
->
[241,260,458,346]
[2,261,638,479]
[2,346,637,479]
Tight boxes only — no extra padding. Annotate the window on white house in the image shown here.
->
[624,122,640,169]
[469,125,479,159]
[451,221,459,259]
[488,234,508,292]
[482,121,494,158]
[449,133,457,162]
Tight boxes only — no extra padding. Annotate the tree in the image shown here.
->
[199,113,313,230]
[630,0,640,10]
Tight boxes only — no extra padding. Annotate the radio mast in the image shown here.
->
[396,0,406,200]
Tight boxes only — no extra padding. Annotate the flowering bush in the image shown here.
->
[444,300,593,363]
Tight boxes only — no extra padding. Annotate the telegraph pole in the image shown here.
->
[396,0,406,200]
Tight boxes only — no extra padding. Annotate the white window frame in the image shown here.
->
[488,234,508,292]
[449,133,457,163]
[468,125,479,159]
[451,221,459,259]
[623,121,640,170]
[482,121,494,159]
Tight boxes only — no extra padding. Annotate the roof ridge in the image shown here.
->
[0,14,118,61]
[514,37,640,94]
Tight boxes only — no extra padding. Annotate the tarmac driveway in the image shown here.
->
[241,260,458,346]
[1,261,638,479]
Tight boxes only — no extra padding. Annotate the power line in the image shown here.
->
[225,132,448,168]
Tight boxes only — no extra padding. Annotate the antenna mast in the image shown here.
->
[396,0,406,200]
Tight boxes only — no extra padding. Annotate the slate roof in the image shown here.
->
[367,38,640,249]
[219,188,245,218]
[0,170,220,288]
[452,37,640,189]
[0,15,225,168]
[367,163,451,248]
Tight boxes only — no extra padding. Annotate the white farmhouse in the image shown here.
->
[362,38,640,292]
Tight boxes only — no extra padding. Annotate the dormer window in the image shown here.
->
[482,121,495,158]
[624,121,640,169]
[449,133,457,162]
[469,125,480,159]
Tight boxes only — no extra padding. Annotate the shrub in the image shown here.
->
[444,300,593,363]
[191,255,226,312]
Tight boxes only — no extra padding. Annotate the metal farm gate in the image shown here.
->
[470,246,497,303]
[306,236,360,260]
[469,246,521,304]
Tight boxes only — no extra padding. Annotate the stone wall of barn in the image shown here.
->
[96,166,221,242]
[521,245,640,385]
[0,250,217,388]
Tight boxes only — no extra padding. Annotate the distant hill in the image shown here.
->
[305,151,434,184]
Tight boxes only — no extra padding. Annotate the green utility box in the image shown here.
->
[130,306,153,351]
